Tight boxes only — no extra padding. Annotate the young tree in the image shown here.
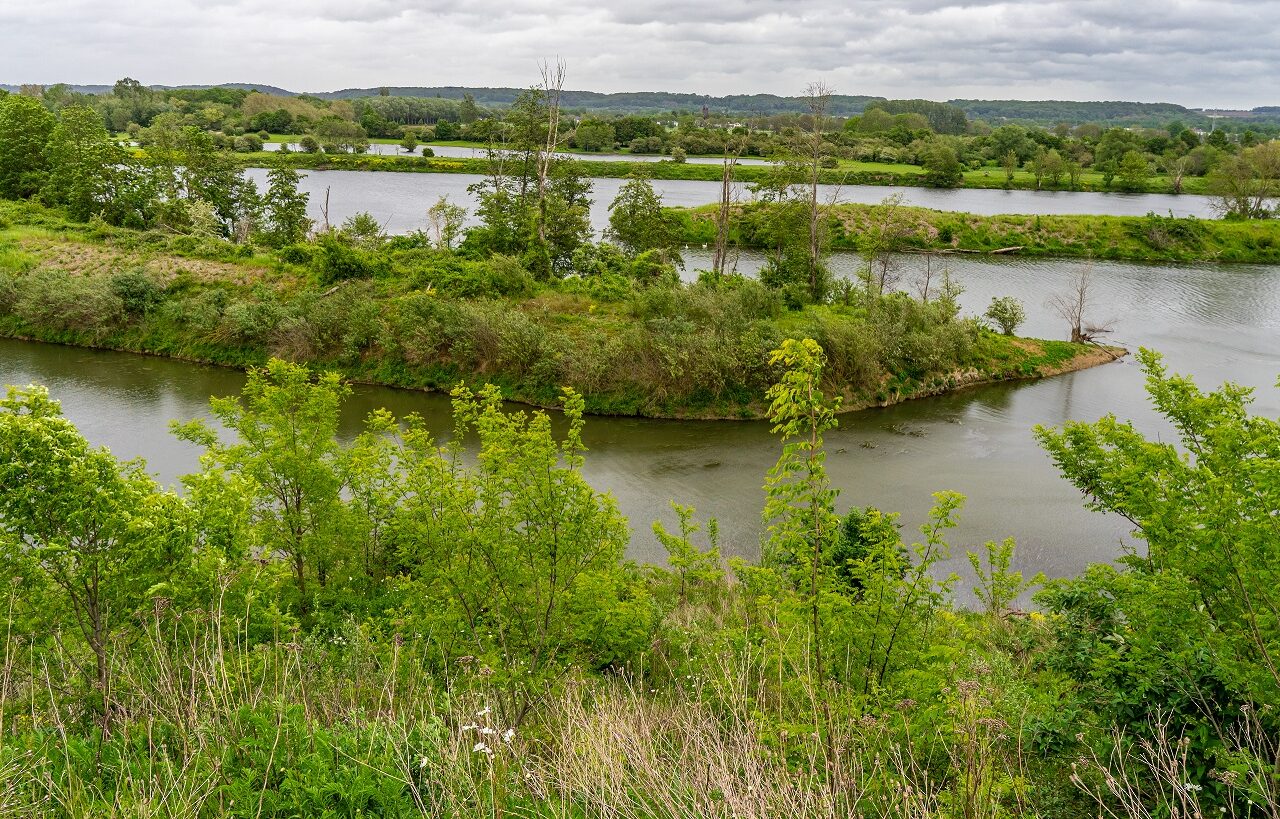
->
[859,194,915,298]
[1039,148,1067,187]
[802,81,833,302]
[1116,150,1151,192]
[652,502,722,606]
[1049,267,1111,343]
[1162,151,1195,195]
[535,60,568,246]
[711,135,744,279]
[1207,141,1280,218]
[256,166,312,247]
[1001,149,1019,186]
[984,296,1026,335]
[761,337,841,767]
[0,94,56,199]
[922,141,963,187]
[172,360,350,617]
[605,175,682,266]
[1036,349,1280,710]
[427,195,467,249]
[0,386,187,729]
[396,385,637,725]
[399,130,419,154]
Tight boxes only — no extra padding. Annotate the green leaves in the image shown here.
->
[762,338,841,576]
[1035,347,1280,747]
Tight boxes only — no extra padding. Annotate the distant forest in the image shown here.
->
[3,82,1279,127]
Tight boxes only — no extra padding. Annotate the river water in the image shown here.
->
[242,167,1219,236]
[264,141,773,165]
[3,252,1276,594]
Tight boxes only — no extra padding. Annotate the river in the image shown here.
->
[242,167,1219,236]
[3,253,1276,596]
[263,141,774,165]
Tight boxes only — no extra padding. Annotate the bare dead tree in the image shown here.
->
[712,137,744,279]
[803,81,833,301]
[914,252,945,303]
[1049,266,1113,343]
[860,194,914,298]
[535,59,567,244]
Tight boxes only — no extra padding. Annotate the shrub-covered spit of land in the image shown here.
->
[0,196,1089,418]
[675,196,1280,263]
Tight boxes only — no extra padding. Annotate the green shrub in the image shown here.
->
[13,269,124,337]
[313,234,381,284]
[109,268,165,317]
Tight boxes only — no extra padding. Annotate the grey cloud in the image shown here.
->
[1,0,1278,108]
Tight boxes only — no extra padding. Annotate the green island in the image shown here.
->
[0,200,1114,419]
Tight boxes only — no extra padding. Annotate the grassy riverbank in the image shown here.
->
[674,201,1280,264]
[0,201,1113,419]
[233,150,932,187]
[235,149,1214,194]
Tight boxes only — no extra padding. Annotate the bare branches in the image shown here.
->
[803,81,834,300]
[1049,266,1113,343]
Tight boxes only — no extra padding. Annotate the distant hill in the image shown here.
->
[0,82,294,96]
[948,99,1206,127]
[4,82,1276,126]
[314,86,884,116]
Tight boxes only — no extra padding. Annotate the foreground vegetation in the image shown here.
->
[0,341,1276,818]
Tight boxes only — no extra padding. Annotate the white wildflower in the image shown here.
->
[473,742,493,756]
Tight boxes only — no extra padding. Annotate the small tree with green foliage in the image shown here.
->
[0,385,188,728]
[0,94,57,199]
[395,385,642,725]
[967,537,1044,622]
[922,141,963,187]
[255,166,311,247]
[984,295,1026,335]
[606,175,682,268]
[172,360,350,617]
[427,195,467,249]
[652,502,723,605]
[1116,150,1151,192]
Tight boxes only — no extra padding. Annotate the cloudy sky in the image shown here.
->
[3,0,1278,108]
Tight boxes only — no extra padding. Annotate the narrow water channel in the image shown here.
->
[243,167,1219,236]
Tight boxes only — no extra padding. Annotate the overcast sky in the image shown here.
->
[3,0,1278,108]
